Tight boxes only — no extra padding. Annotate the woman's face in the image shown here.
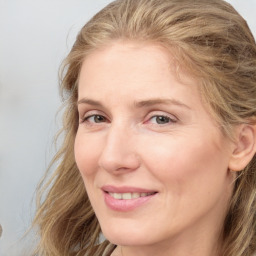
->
[75,42,235,252]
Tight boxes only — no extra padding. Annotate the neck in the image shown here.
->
[116,239,222,256]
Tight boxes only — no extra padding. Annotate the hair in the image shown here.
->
[32,0,256,255]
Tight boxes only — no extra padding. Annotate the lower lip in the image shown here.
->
[103,192,157,212]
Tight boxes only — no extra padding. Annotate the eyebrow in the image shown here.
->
[77,98,191,110]
[77,98,103,107]
[134,98,191,109]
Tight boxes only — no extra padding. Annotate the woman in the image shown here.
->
[32,0,256,255]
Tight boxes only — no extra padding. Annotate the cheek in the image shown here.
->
[74,133,102,205]
[142,134,232,221]
[74,132,101,177]
[141,134,229,191]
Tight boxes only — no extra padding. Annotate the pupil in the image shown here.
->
[156,116,169,124]
[95,115,105,123]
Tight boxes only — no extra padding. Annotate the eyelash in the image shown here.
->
[80,113,177,126]
[147,115,177,125]
[80,114,108,124]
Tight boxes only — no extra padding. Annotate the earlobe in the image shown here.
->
[228,124,256,171]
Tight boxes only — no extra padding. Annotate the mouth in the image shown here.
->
[107,191,157,200]
[101,186,158,211]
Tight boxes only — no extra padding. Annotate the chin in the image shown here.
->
[101,225,149,246]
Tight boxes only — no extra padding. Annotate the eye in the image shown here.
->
[148,115,176,125]
[83,114,107,123]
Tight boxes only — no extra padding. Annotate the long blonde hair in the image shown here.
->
[32,0,256,255]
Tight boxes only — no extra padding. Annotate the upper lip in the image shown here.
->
[101,185,158,193]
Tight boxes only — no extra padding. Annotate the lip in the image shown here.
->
[102,185,157,193]
[102,185,158,212]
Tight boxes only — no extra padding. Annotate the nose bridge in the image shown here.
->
[98,121,140,173]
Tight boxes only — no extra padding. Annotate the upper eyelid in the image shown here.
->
[78,108,178,121]
[80,114,109,125]
[82,113,108,122]
[145,110,178,120]
[146,115,177,125]
[85,114,107,121]
[77,102,109,115]
[79,109,107,118]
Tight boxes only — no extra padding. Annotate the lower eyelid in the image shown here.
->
[83,114,108,125]
[79,117,88,124]
[79,112,177,125]
[149,115,176,123]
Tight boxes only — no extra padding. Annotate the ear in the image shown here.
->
[228,124,256,171]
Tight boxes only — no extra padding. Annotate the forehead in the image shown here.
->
[78,41,198,98]
[77,41,223,134]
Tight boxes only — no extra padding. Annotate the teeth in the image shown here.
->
[108,192,155,200]
[123,193,132,200]
[113,193,122,199]
[132,192,140,199]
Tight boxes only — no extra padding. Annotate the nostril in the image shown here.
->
[99,150,141,173]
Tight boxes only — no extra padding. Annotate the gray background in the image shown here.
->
[0,1,255,255]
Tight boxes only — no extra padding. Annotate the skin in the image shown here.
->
[74,42,237,256]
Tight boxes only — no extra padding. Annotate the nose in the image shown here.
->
[98,125,140,174]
